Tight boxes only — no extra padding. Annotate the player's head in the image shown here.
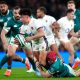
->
[37,7,47,18]
[13,6,21,20]
[66,9,74,20]
[20,8,31,24]
[46,51,56,65]
[67,0,75,10]
[0,1,8,14]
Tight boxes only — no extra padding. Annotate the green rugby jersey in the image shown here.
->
[48,57,75,77]
[0,10,13,28]
[3,17,23,37]
[74,9,80,32]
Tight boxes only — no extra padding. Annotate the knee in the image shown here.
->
[7,45,15,57]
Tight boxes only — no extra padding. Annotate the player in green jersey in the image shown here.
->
[67,0,80,69]
[0,6,39,76]
[37,51,80,78]
[0,6,31,76]
[0,1,24,76]
[0,1,13,29]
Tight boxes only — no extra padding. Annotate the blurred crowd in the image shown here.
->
[0,0,80,51]
[4,0,80,19]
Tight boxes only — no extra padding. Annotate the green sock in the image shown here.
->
[0,54,9,69]
[7,66,11,69]
[74,47,78,59]
[28,57,37,71]
[74,51,77,59]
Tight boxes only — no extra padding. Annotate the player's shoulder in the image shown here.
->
[44,15,55,20]
[58,16,67,22]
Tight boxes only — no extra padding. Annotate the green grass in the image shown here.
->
[0,68,80,80]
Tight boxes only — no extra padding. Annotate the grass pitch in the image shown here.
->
[0,68,80,80]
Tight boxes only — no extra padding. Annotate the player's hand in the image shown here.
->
[25,37,33,42]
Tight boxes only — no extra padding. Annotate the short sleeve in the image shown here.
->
[3,21,11,32]
[57,18,63,28]
[50,16,56,24]
[35,19,44,30]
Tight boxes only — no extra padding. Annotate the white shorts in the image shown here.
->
[46,35,56,47]
[55,37,60,47]
[59,36,70,43]
[32,42,46,51]
[55,36,70,47]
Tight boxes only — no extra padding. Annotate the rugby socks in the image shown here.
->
[74,47,79,61]
[7,57,12,70]
[0,54,9,69]
[8,66,11,69]
[74,51,77,59]
[28,57,37,71]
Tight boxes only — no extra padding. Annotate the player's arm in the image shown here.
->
[25,27,45,42]
[68,29,80,38]
[37,62,52,78]
[40,70,52,78]
[25,20,45,42]
[1,22,11,50]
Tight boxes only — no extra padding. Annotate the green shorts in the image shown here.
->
[15,34,31,49]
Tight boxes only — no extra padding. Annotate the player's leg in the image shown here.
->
[70,37,79,60]
[47,36,63,61]
[38,42,47,66]
[62,41,74,66]
[70,37,80,68]
[0,44,18,69]
[64,63,75,77]
[23,47,36,71]
[32,42,46,76]
[50,44,63,61]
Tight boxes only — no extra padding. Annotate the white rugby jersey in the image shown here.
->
[39,15,56,37]
[20,24,31,36]
[27,18,45,44]
[57,16,74,37]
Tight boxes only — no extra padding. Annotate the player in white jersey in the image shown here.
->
[67,0,80,69]
[19,24,38,73]
[20,8,47,67]
[36,7,63,62]
[55,9,75,66]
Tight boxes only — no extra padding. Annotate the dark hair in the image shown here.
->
[20,8,31,16]
[66,9,74,14]
[67,0,75,5]
[37,7,47,14]
[13,6,20,10]
[0,1,7,4]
